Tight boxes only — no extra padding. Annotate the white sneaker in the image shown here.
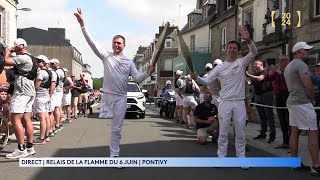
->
[27,147,36,155]
[6,149,29,159]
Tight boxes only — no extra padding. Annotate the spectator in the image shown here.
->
[4,38,36,158]
[174,70,184,123]
[71,74,81,119]
[78,74,88,117]
[194,92,218,145]
[247,60,276,144]
[62,68,73,123]
[179,75,200,129]
[284,42,320,174]
[265,8,271,24]
[264,55,290,149]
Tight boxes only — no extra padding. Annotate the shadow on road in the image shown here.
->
[30,140,314,180]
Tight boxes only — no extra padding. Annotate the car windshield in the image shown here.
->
[127,84,140,92]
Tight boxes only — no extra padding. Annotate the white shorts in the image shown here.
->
[52,91,63,108]
[10,94,35,113]
[182,95,198,109]
[34,97,51,113]
[62,92,71,106]
[175,94,183,106]
[287,103,318,130]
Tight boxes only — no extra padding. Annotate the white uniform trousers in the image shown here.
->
[217,100,246,157]
[99,93,127,157]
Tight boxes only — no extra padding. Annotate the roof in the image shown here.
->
[180,5,217,34]
[17,27,72,46]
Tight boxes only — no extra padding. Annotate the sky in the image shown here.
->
[17,0,195,78]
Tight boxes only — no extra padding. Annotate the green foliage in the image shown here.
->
[93,78,103,90]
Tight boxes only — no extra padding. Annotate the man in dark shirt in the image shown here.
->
[247,60,276,143]
[194,92,218,145]
[264,55,290,149]
[71,74,81,118]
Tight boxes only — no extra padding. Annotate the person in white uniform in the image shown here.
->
[62,68,73,123]
[180,75,200,129]
[74,8,155,158]
[199,63,213,104]
[33,55,52,145]
[208,59,222,107]
[191,28,258,160]
[174,70,184,123]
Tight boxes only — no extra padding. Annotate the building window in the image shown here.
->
[226,0,235,10]
[190,35,195,52]
[203,7,207,20]
[315,0,320,17]
[0,13,2,39]
[165,39,172,48]
[5,10,10,45]
[221,27,227,51]
[188,16,193,27]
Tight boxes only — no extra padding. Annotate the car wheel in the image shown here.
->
[139,112,145,119]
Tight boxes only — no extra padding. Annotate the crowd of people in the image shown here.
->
[161,37,320,175]
[0,37,98,159]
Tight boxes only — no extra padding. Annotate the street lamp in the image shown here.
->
[16,7,31,29]
[17,8,31,11]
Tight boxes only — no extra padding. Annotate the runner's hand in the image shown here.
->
[74,8,85,27]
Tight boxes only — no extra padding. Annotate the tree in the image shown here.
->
[93,78,103,90]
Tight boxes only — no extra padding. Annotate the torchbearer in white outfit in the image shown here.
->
[191,28,258,160]
[74,8,155,158]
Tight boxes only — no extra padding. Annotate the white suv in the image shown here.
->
[126,82,146,118]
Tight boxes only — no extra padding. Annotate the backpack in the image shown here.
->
[40,69,52,89]
[14,53,38,80]
[0,43,5,74]
[53,68,65,87]
[184,82,194,94]
[174,78,180,88]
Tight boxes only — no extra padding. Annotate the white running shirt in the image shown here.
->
[196,42,258,101]
[81,26,148,96]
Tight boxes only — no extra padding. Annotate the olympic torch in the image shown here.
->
[150,22,170,67]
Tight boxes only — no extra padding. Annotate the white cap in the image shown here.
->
[176,70,183,75]
[50,58,60,64]
[205,63,213,69]
[186,75,192,80]
[62,68,68,72]
[165,80,171,85]
[14,38,27,47]
[213,59,223,65]
[36,55,49,64]
[292,42,314,53]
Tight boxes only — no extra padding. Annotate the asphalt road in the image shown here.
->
[0,109,317,180]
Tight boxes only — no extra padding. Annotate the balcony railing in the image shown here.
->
[262,18,284,43]
[178,46,210,54]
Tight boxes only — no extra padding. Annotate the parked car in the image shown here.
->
[126,81,146,118]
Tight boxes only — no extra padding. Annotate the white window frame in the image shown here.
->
[203,7,207,20]
[188,16,193,27]
[226,0,235,9]
[0,12,2,40]
[221,27,227,51]
[190,35,195,52]
[165,39,172,48]
[315,0,320,17]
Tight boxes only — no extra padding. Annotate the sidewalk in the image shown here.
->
[146,103,315,167]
